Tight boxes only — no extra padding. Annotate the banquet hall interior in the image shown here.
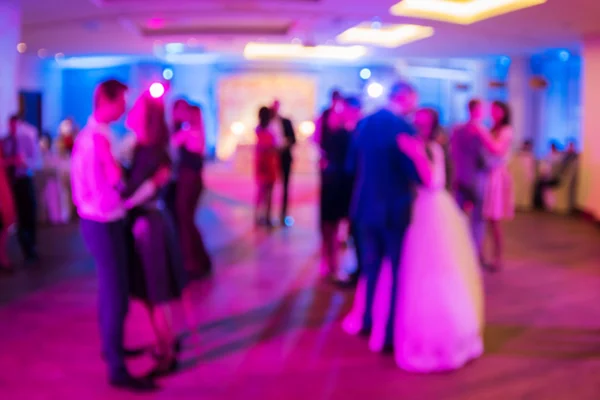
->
[2,0,600,398]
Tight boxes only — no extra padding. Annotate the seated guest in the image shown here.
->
[562,139,579,170]
[534,140,563,209]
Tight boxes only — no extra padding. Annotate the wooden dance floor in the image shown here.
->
[1,165,600,399]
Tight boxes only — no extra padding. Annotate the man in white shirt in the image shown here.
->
[2,114,42,261]
[71,79,161,392]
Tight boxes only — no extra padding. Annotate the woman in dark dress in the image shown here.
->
[318,101,354,279]
[121,93,190,374]
[171,105,212,279]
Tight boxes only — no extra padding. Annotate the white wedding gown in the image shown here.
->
[343,142,484,373]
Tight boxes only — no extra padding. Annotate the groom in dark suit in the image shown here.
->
[271,100,297,225]
[347,81,421,348]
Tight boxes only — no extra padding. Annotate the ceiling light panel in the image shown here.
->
[336,23,434,48]
[390,0,548,25]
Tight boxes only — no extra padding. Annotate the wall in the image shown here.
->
[532,52,581,155]
[44,57,482,158]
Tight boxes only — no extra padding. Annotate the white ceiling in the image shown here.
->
[19,0,600,59]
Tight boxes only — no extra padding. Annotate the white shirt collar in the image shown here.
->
[86,116,113,138]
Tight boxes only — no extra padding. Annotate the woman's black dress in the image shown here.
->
[319,114,354,223]
[121,144,188,304]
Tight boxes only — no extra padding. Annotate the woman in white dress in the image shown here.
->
[476,101,515,271]
[394,108,484,372]
[343,108,484,373]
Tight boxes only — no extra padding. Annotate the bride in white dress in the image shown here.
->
[343,108,484,373]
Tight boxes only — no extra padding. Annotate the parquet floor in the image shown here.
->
[1,166,599,400]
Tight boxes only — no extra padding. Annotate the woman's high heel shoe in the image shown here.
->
[150,355,179,378]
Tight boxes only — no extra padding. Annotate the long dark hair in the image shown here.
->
[491,100,511,133]
[144,96,169,148]
[421,107,440,142]
[258,106,272,130]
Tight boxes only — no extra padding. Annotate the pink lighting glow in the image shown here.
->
[147,18,165,29]
[149,82,165,98]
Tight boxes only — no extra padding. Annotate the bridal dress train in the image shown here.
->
[343,142,484,373]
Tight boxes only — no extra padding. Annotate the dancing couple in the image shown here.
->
[71,80,198,392]
[343,81,484,373]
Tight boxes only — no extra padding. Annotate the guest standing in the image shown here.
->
[318,99,353,279]
[71,79,158,392]
[163,98,190,223]
[475,100,515,271]
[0,145,16,272]
[2,115,41,262]
[342,82,421,349]
[171,105,213,279]
[122,92,190,376]
[270,100,296,226]
[450,99,489,265]
[254,107,279,227]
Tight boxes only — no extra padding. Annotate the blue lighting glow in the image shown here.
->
[162,68,174,80]
[283,216,295,227]
[360,68,372,80]
[165,42,185,54]
[559,50,570,61]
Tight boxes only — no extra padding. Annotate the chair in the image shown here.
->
[544,161,578,214]
[509,153,536,211]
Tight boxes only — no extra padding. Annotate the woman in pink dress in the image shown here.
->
[254,107,279,227]
[476,100,515,271]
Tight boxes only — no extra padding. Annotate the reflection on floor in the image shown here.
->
[1,166,600,399]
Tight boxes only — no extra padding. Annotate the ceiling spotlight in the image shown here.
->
[291,37,302,44]
[360,68,372,80]
[149,82,165,98]
[55,52,65,61]
[162,68,174,80]
[16,43,27,53]
[367,82,384,98]
[37,49,48,58]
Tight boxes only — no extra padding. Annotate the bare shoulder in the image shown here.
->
[500,125,514,138]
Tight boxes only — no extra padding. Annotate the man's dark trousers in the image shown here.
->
[80,218,129,380]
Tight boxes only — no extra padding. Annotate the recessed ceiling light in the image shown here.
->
[55,52,65,61]
[337,23,434,48]
[37,49,47,58]
[243,42,367,61]
[16,43,27,53]
[390,0,547,25]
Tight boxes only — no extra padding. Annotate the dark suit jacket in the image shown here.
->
[346,109,420,230]
[279,117,296,165]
